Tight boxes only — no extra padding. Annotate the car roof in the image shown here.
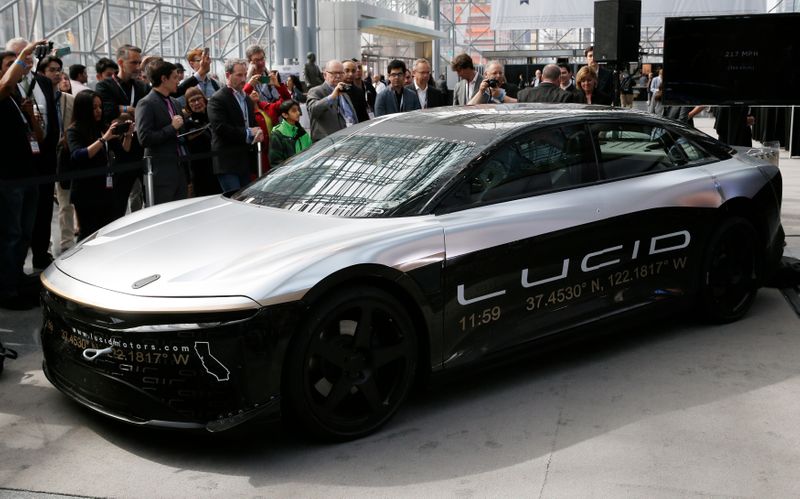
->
[358,103,653,146]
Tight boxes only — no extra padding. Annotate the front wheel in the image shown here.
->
[699,217,760,323]
[283,286,418,440]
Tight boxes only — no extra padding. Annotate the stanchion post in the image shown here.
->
[144,156,155,207]
[257,141,263,177]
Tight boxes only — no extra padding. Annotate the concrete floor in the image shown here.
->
[1,116,799,498]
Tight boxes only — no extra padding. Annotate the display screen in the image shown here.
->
[663,13,800,106]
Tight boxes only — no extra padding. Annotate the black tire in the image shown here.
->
[699,217,760,323]
[283,286,418,440]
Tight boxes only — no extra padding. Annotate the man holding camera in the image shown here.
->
[0,40,46,309]
[374,59,421,117]
[306,59,358,141]
[135,60,188,204]
[5,38,65,270]
[467,61,517,105]
[96,44,149,215]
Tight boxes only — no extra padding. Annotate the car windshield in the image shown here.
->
[234,133,478,217]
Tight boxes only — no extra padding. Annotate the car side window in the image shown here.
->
[590,123,691,180]
[438,125,597,211]
[675,136,713,163]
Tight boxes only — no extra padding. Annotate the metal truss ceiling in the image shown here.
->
[0,0,272,73]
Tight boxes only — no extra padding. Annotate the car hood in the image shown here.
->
[54,195,443,303]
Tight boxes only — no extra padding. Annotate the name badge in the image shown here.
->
[106,174,114,189]
[28,132,40,155]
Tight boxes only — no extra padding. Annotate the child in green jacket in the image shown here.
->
[269,100,312,165]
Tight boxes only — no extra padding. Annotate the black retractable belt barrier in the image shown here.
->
[0,340,18,375]
[0,145,259,189]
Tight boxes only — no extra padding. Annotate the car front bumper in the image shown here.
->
[40,285,303,432]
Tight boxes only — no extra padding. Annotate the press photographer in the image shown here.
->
[0,39,48,310]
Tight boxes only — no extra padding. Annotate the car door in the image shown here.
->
[586,120,723,312]
[434,124,612,368]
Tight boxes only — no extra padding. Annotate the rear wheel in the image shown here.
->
[283,286,417,440]
[699,217,760,323]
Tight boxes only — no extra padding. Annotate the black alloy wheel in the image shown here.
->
[700,217,760,323]
[284,286,418,440]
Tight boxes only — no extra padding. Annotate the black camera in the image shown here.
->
[487,79,499,88]
[116,121,131,134]
[341,83,352,91]
[34,41,54,59]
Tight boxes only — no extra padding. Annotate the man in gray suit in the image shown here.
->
[135,59,187,204]
[306,59,358,141]
[374,59,421,117]
[451,53,482,105]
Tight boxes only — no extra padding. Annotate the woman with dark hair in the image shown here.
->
[65,90,120,240]
[285,75,306,103]
[182,86,221,196]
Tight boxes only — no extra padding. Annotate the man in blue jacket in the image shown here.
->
[374,60,420,117]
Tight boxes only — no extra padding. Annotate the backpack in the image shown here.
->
[0,340,18,375]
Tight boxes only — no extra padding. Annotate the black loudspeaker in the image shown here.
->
[594,0,641,62]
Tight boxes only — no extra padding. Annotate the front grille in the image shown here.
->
[41,290,278,423]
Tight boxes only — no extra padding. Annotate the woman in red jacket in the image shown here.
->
[243,70,290,174]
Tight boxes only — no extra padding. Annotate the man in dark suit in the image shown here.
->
[451,53,482,105]
[518,64,572,103]
[558,63,582,102]
[96,44,149,215]
[408,58,445,109]
[207,58,263,191]
[375,59,421,117]
[306,59,358,141]
[343,59,369,122]
[135,60,187,204]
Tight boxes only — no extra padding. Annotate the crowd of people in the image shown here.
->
[0,38,749,311]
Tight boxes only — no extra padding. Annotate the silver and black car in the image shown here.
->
[40,104,784,440]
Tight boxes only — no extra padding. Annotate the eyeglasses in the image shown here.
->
[326,70,343,75]
[188,97,204,103]
[190,58,201,63]
[388,72,404,78]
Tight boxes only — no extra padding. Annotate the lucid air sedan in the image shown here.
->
[40,104,784,440]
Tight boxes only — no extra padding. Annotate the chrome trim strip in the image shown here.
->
[41,268,261,313]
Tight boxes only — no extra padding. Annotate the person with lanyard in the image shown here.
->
[5,38,62,271]
[374,59,421,117]
[65,90,119,242]
[306,59,358,142]
[28,55,67,271]
[134,59,188,204]
[177,47,219,100]
[96,44,149,214]
[207,58,264,192]
[0,41,46,310]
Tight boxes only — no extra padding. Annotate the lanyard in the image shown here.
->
[113,77,136,106]
[9,96,33,132]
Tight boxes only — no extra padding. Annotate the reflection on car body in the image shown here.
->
[40,104,784,440]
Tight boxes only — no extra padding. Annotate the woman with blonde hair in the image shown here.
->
[576,66,612,105]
